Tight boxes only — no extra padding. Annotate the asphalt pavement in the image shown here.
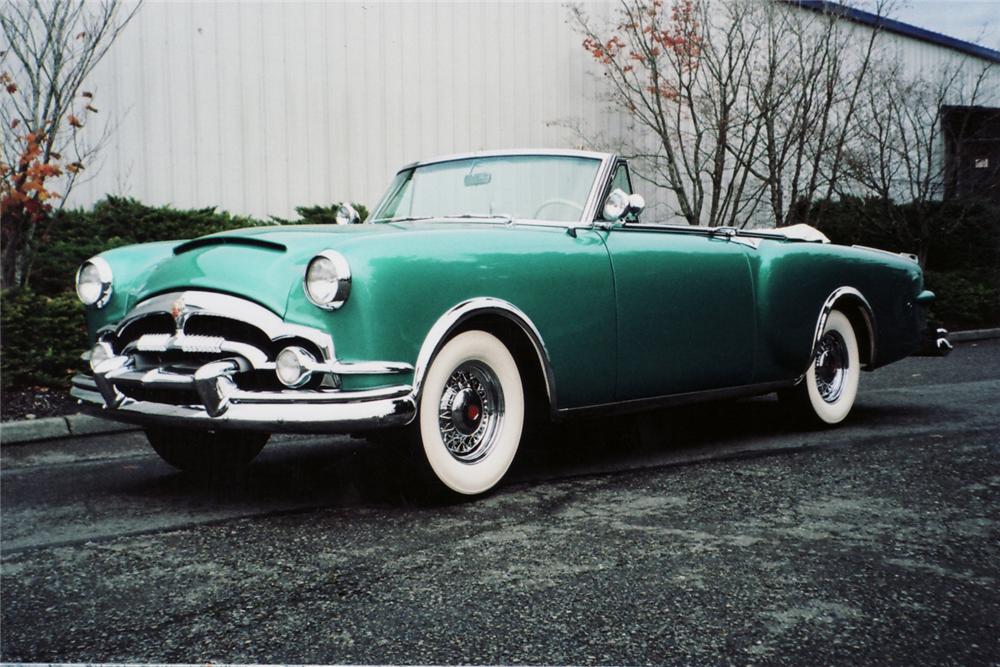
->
[2,341,999,665]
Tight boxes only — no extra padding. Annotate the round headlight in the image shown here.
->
[75,257,113,307]
[275,346,315,388]
[304,250,351,310]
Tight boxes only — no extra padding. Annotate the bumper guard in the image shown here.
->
[914,326,953,357]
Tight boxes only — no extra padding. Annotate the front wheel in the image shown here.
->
[409,330,525,497]
[145,427,269,475]
[780,309,860,426]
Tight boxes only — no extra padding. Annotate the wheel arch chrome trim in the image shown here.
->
[412,298,557,414]
[808,286,877,375]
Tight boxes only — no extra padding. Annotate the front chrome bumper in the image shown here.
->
[75,289,419,434]
[71,373,416,434]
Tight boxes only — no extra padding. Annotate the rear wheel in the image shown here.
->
[408,330,525,497]
[145,427,269,475]
[780,309,860,425]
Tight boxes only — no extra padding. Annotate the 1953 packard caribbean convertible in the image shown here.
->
[71,149,951,495]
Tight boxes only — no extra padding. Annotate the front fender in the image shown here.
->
[83,241,180,339]
[280,226,617,409]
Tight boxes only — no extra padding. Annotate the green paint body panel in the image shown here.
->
[86,223,618,407]
[83,220,928,412]
[604,227,755,398]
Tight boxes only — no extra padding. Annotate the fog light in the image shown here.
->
[89,341,114,371]
[275,346,315,388]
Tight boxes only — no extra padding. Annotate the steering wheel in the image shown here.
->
[532,198,584,220]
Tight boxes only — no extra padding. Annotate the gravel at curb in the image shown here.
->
[2,328,998,447]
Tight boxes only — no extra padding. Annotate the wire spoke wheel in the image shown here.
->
[779,309,861,426]
[814,330,849,403]
[437,361,505,463]
[414,330,525,496]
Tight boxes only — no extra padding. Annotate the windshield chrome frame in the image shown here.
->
[371,149,618,230]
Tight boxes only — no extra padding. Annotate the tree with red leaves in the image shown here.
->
[1,0,139,289]
[571,0,887,228]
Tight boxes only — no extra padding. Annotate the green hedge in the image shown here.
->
[803,197,1000,272]
[805,197,1000,330]
[1,289,87,390]
[2,198,367,390]
[30,198,368,298]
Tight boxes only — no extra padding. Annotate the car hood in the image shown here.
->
[131,221,542,316]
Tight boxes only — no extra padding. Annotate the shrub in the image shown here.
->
[804,196,1000,330]
[1,288,87,390]
[806,196,1000,271]
[924,270,1000,331]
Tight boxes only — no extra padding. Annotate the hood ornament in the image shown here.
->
[171,295,188,330]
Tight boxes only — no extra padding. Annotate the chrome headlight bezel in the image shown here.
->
[75,257,114,308]
[304,250,351,310]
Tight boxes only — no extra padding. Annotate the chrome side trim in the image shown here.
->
[804,287,877,380]
[305,359,413,376]
[557,380,794,419]
[412,298,557,412]
[119,291,336,360]
[257,358,414,377]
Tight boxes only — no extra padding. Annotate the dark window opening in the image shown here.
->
[943,105,1000,203]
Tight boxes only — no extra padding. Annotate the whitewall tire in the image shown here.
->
[783,309,861,425]
[415,330,525,496]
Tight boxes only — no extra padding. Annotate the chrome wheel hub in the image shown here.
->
[814,330,849,403]
[438,361,504,463]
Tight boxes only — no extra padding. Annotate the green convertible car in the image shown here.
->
[72,149,951,495]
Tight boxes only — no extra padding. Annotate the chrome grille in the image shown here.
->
[106,291,335,396]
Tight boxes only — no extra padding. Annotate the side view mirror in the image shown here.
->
[602,189,645,222]
[335,203,362,225]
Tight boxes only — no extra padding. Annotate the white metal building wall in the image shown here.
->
[70,0,627,219]
[67,1,998,222]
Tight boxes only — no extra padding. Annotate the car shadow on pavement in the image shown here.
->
[111,390,950,511]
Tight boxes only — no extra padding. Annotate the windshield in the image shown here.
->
[371,155,601,223]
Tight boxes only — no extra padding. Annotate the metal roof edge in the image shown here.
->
[786,0,1000,64]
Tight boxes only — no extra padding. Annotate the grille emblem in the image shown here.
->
[170,296,187,330]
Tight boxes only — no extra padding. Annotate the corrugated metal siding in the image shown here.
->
[71,1,625,219]
[67,1,998,221]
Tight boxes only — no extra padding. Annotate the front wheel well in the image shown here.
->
[453,314,553,421]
